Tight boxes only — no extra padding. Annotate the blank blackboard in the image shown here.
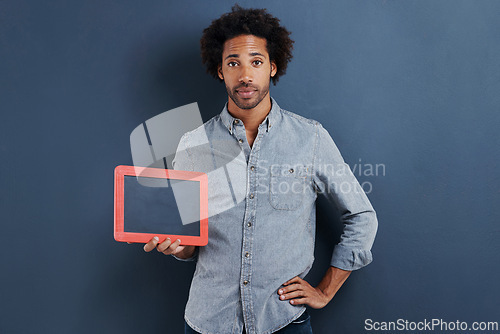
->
[123,175,200,236]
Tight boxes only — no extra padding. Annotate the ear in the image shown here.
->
[270,61,277,78]
[217,64,224,80]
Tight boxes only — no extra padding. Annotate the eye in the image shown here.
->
[253,60,263,66]
[228,61,238,67]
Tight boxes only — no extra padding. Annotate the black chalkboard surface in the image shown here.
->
[123,175,200,236]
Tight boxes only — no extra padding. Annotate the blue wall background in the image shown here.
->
[1,1,499,333]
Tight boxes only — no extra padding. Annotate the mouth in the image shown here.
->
[236,88,257,99]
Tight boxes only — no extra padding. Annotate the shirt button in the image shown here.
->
[250,166,255,171]
[245,252,250,258]
[234,119,239,124]
[243,280,249,285]
[238,139,243,144]
[249,193,254,199]
[247,222,252,227]
[289,168,294,173]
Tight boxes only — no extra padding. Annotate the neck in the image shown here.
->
[227,92,272,132]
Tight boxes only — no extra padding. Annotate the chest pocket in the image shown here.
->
[269,165,309,210]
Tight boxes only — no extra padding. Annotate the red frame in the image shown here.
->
[114,165,208,246]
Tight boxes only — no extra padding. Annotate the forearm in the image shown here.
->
[317,266,351,303]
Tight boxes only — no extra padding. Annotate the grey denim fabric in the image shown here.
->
[172,97,378,334]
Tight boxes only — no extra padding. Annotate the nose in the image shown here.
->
[238,64,253,84]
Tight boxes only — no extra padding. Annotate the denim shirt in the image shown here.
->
[172,97,378,334]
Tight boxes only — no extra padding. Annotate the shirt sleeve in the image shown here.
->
[171,132,198,262]
[312,123,378,271]
[172,246,199,262]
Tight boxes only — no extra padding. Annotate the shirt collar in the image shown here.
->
[220,96,281,135]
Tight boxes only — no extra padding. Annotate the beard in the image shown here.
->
[225,80,271,110]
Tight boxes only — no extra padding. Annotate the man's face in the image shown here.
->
[218,34,277,110]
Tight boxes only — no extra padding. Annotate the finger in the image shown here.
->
[143,236,159,252]
[161,239,181,255]
[171,245,186,255]
[279,290,304,301]
[156,238,172,253]
[283,276,302,286]
[289,297,307,305]
[278,283,302,295]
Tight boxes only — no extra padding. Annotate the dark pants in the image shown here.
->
[184,310,313,333]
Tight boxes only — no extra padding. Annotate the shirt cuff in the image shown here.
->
[330,244,373,271]
[172,247,198,262]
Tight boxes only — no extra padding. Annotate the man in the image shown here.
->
[142,5,377,334]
